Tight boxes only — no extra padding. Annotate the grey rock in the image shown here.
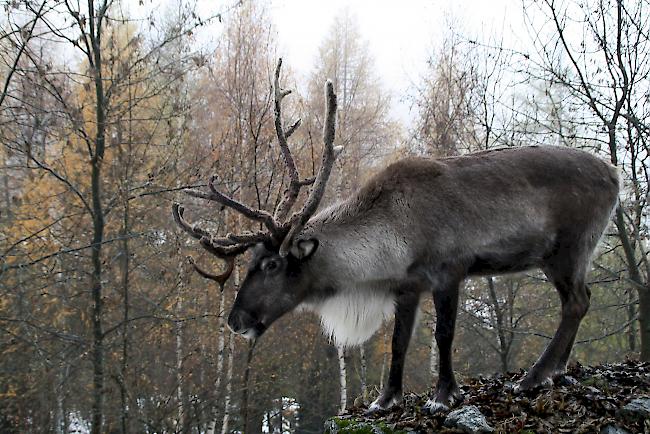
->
[324,420,338,434]
[600,424,632,434]
[444,405,494,433]
[619,397,650,423]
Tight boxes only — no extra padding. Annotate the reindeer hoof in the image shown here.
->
[424,385,462,414]
[514,374,553,394]
[424,394,461,414]
[365,402,384,415]
[424,399,449,414]
[425,381,462,414]
[365,394,401,415]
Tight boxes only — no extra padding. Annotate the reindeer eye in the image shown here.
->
[261,258,279,272]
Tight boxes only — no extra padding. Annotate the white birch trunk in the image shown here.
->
[55,385,64,434]
[359,345,368,404]
[379,328,388,391]
[175,298,185,429]
[337,345,347,413]
[220,264,239,434]
[220,330,235,434]
[277,398,283,434]
[206,288,228,434]
[175,258,187,431]
[430,320,438,380]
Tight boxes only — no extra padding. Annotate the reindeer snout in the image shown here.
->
[227,309,257,334]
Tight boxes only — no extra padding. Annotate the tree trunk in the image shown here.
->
[175,263,189,433]
[118,64,135,434]
[277,397,283,434]
[221,264,239,434]
[613,207,649,360]
[89,23,106,434]
[175,308,185,430]
[199,285,210,432]
[359,345,367,404]
[220,330,235,434]
[430,321,437,380]
[55,377,64,434]
[639,287,650,360]
[206,289,227,434]
[1,152,10,220]
[337,345,347,413]
[380,328,388,390]
[486,277,510,372]
[628,288,637,352]
[120,184,130,434]
[240,340,256,434]
[89,114,105,434]
[247,402,264,434]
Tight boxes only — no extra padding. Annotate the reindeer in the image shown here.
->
[172,59,620,413]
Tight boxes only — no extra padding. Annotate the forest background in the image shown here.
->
[1,0,649,433]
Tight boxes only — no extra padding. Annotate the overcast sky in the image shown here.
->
[265,0,523,125]
[171,0,526,125]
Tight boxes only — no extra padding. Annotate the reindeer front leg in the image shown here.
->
[425,279,462,414]
[367,292,419,413]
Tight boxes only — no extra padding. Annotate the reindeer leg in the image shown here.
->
[424,279,462,414]
[367,292,419,413]
[554,283,592,376]
[517,255,590,392]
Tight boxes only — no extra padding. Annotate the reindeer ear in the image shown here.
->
[290,239,319,260]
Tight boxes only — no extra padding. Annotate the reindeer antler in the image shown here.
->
[172,58,339,284]
[187,256,234,291]
[273,58,318,221]
[279,80,338,256]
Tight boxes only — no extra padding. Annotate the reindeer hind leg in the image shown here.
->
[517,235,591,391]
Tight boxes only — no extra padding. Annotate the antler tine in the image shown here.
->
[173,202,260,262]
[187,256,234,291]
[225,230,270,244]
[184,176,282,238]
[204,230,272,248]
[172,203,213,240]
[284,118,302,140]
[274,58,300,184]
[279,80,338,257]
[199,236,253,257]
[273,58,314,222]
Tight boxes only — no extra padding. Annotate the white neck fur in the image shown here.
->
[301,288,396,347]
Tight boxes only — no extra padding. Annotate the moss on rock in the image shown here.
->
[324,417,409,434]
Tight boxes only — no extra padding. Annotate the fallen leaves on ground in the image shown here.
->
[342,359,650,433]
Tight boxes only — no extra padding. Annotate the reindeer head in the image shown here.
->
[172,58,338,339]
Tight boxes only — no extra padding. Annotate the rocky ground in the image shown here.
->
[325,359,650,433]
